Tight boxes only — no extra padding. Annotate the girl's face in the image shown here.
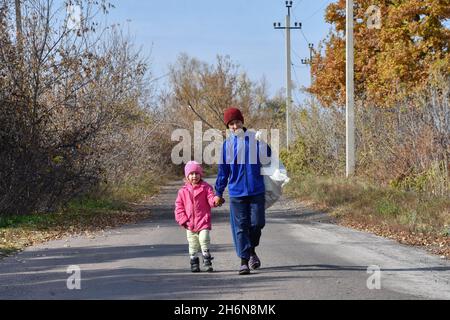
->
[188,172,201,185]
[228,120,243,133]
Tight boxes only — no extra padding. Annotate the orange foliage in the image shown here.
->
[309,0,450,107]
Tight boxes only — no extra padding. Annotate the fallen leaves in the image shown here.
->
[337,215,450,259]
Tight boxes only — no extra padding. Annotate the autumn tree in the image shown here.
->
[168,53,270,130]
[285,0,449,195]
[0,0,163,215]
[309,0,450,107]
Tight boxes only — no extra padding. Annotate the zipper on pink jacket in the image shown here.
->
[189,184,196,231]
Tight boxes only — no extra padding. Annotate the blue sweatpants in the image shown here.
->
[229,193,266,260]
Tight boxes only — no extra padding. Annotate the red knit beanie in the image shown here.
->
[223,107,244,127]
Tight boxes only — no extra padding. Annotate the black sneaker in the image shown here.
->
[190,257,200,272]
[202,254,214,272]
[249,253,261,270]
[238,264,250,275]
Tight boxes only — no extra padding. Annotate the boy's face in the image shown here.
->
[228,120,243,133]
[188,172,201,185]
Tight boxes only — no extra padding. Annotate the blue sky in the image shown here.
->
[106,0,335,101]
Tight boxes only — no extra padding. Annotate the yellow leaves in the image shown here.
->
[325,1,346,30]
[313,0,450,108]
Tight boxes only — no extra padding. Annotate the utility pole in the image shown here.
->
[14,0,24,84]
[15,0,23,56]
[15,0,22,41]
[273,1,301,150]
[346,0,355,177]
[301,43,315,89]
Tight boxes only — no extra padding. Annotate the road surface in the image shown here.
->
[1,177,449,300]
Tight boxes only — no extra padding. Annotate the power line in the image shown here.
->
[291,63,304,107]
[277,25,305,68]
[291,0,303,13]
[291,45,303,62]
[291,62,308,69]
[277,31,306,109]
[303,0,330,22]
[291,4,311,47]
[290,5,316,95]
[149,72,170,83]
[300,29,311,47]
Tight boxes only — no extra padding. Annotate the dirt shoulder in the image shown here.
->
[284,175,450,260]
[0,194,158,259]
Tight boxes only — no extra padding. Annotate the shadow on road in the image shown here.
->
[260,264,450,273]
[1,176,447,299]
[1,251,448,299]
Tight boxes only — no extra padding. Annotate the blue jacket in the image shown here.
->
[215,129,272,198]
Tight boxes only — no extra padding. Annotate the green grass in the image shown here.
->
[0,214,50,229]
[66,197,126,212]
[0,198,126,231]
[98,175,161,203]
[0,174,162,258]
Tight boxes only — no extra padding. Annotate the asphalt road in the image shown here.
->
[1,177,449,300]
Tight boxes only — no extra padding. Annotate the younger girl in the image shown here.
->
[174,161,221,272]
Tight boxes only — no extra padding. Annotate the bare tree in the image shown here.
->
[0,0,167,215]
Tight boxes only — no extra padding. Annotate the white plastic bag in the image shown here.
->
[255,130,290,209]
[261,162,290,209]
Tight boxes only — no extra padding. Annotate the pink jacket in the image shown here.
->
[174,180,216,232]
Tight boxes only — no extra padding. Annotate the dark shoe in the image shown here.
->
[202,254,214,272]
[249,254,261,270]
[238,264,250,275]
[190,257,200,272]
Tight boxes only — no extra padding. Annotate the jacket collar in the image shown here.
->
[229,127,252,138]
[184,180,205,196]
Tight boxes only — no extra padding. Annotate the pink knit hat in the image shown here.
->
[184,161,204,178]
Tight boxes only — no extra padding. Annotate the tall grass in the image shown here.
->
[285,174,450,236]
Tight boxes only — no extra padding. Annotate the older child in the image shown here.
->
[175,161,222,272]
[215,107,271,275]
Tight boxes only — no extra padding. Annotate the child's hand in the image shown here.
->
[213,196,221,207]
[214,196,225,207]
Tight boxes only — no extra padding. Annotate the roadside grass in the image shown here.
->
[0,175,163,258]
[285,174,450,257]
